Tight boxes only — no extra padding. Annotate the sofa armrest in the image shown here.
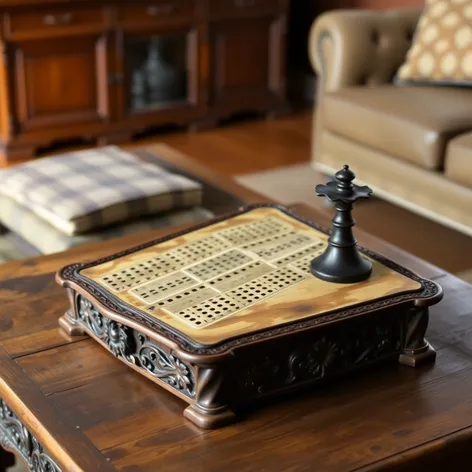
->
[309,9,422,92]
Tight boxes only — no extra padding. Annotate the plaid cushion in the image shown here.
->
[0,146,202,235]
[0,194,213,255]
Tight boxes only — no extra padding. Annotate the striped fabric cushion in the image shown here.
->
[0,146,203,235]
[0,194,213,255]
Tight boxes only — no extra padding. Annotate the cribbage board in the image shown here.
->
[57,205,443,429]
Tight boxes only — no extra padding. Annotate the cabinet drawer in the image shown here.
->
[209,0,278,18]
[5,7,106,39]
[117,0,196,27]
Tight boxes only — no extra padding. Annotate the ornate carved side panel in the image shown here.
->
[234,308,407,402]
[76,295,196,398]
[0,399,61,472]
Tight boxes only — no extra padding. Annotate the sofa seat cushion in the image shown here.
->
[322,85,472,169]
[445,133,472,188]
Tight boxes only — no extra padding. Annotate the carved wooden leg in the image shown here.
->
[58,289,87,337]
[59,311,86,337]
[399,308,436,367]
[0,447,15,472]
[184,365,236,429]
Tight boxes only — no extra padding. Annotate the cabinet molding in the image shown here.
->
[0,0,289,164]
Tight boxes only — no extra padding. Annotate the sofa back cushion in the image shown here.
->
[395,0,472,86]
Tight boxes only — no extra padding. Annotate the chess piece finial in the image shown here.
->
[311,165,373,283]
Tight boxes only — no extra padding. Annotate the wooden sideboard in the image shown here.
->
[0,0,289,165]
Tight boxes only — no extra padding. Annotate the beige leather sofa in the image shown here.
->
[309,9,472,237]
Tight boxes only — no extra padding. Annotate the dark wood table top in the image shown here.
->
[0,202,471,472]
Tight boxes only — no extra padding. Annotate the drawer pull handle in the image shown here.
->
[234,0,256,7]
[147,4,175,16]
[43,12,74,25]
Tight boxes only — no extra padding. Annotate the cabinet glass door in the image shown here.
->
[125,33,189,112]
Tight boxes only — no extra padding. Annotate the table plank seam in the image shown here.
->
[5,337,86,360]
[45,370,121,398]
[0,346,116,471]
[353,423,472,472]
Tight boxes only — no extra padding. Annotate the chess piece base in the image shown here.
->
[310,246,372,284]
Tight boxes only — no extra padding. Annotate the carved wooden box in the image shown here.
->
[57,205,443,429]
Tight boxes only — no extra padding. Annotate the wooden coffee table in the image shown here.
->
[1,203,471,472]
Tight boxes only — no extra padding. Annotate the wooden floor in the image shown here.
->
[143,110,313,176]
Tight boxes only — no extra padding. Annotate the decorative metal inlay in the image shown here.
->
[0,399,61,472]
[290,248,327,275]
[206,260,276,293]
[96,217,324,329]
[241,231,318,261]
[173,294,245,328]
[185,249,253,281]
[147,284,219,314]
[77,296,195,397]
[229,267,306,307]
[165,235,232,265]
[130,272,199,304]
[273,242,325,267]
[214,216,293,245]
[60,203,442,355]
[100,253,184,292]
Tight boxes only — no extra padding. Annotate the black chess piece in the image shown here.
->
[311,165,373,284]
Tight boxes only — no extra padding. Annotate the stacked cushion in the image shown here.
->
[396,0,472,85]
[0,146,203,235]
[0,146,212,257]
[0,194,212,255]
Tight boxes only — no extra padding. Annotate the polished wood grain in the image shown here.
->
[115,0,197,28]
[0,0,290,164]
[0,345,117,472]
[4,5,107,40]
[155,110,313,175]
[0,202,471,471]
[14,35,108,130]
[210,16,282,113]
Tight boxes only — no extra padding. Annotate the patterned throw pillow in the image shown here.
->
[396,0,472,85]
[0,146,202,235]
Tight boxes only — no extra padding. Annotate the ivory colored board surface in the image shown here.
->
[80,208,422,346]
